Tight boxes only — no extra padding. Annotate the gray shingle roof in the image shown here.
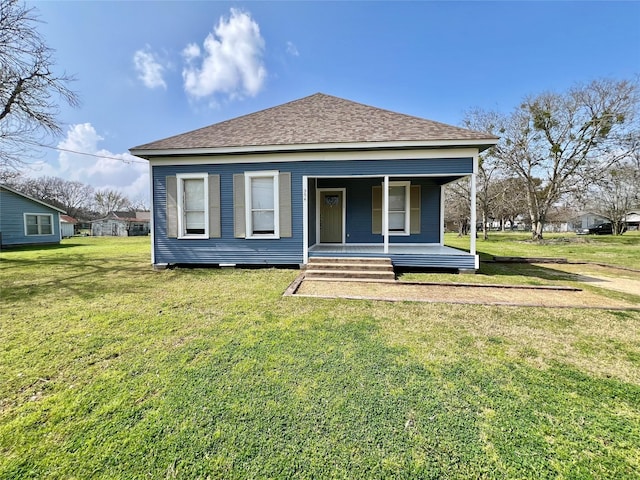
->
[131,93,497,153]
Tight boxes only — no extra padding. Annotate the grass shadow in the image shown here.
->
[1,242,85,253]
[478,262,588,283]
[0,254,157,301]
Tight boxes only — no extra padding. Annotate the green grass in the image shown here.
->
[400,232,640,305]
[444,231,640,268]
[1,237,639,479]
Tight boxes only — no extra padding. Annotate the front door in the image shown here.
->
[319,190,344,243]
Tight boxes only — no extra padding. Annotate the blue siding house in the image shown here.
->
[130,94,498,271]
[0,184,65,248]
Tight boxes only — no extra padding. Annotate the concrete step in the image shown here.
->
[305,269,396,281]
[303,276,397,284]
[307,262,394,272]
[305,256,395,282]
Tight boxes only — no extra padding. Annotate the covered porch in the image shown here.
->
[302,171,478,270]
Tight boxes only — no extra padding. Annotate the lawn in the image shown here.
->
[1,237,639,479]
[445,230,640,268]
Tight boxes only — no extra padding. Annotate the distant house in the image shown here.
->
[624,211,640,231]
[91,211,150,237]
[543,205,576,233]
[0,184,65,248]
[60,215,77,238]
[130,93,498,271]
[570,212,609,231]
[570,211,640,232]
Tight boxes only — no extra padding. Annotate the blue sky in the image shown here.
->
[25,1,640,204]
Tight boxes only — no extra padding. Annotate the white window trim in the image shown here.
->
[24,213,54,236]
[245,170,280,239]
[177,173,209,239]
[387,181,411,236]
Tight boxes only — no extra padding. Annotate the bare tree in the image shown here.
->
[481,79,638,240]
[0,166,21,184]
[586,161,640,235]
[0,0,79,170]
[462,109,504,239]
[53,178,94,218]
[444,178,472,237]
[490,177,530,231]
[7,174,95,217]
[14,175,59,204]
[128,197,150,211]
[94,188,131,216]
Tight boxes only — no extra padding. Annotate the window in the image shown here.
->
[177,173,208,238]
[388,181,410,235]
[245,171,279,238]
[25,214,53,236]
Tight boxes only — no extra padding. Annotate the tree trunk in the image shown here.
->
[527,187,545,241]
[531,220,544,240]
[612,221,625,235]
[458,217,469,237]
[482,211,488,240]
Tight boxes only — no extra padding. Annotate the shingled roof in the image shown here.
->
[130,93,497,155]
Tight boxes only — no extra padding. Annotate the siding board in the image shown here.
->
[0,188,61,246]
[151,157,472,266]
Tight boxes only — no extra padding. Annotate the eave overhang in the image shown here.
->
[129,138,498,160]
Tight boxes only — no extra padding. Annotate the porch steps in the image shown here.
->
[304,257,396,282]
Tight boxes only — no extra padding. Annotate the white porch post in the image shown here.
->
[148,162,155,265]
[383,175,389,254]
[470,172,477,262]
[302,176,309,265]
[439,185,445,246]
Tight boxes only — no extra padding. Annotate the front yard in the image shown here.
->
[1,236,639,478]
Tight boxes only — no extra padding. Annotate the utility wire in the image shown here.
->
[24,140,148,164]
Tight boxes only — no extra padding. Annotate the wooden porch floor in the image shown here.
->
[308,244,471,256]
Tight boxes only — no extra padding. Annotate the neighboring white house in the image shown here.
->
[570,212,609,231]
[91,211,150,237]
[570,210,640,232]
[60,215,77,238]
[625,211,640,231]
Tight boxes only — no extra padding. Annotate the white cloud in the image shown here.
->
[133,46,167,89]
[182,8,266,101]
[33,123,149,204]
[182,43,200,61]
[286,41,299,57]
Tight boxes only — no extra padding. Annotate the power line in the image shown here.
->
[25,141,148,164]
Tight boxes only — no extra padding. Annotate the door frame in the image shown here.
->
[316,188,346,244]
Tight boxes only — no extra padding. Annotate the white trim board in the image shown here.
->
[144,147,481,166]
[131,139,497,159]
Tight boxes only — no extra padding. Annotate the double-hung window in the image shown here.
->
[245,171,279,238]
[388,181,410,235]
[177,173,208,238]
[25,214,53,236]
